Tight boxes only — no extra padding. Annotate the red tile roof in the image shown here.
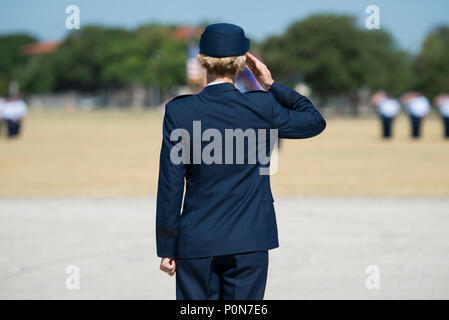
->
[172,26,202,40]
[22,41,59,55]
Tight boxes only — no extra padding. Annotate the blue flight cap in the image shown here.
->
[199,23,250,57]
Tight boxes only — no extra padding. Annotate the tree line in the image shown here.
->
[0,14,448,105]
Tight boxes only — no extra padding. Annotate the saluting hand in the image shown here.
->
[160,257,176,276]
[245,52,275,91]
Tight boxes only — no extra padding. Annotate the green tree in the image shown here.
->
[357,30,416,96]
[415,25,449,98]
[17,54,57,93]
[18,24,187,94]
[0,33,37,94]
[131,24,187,91]
[262,14,415,113]
[54,26,135,91]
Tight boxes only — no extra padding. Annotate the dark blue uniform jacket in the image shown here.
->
[156,82,326,258]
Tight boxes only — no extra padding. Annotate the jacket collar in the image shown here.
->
[200,82,240,94]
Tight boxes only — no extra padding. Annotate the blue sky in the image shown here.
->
[1,0,448,53]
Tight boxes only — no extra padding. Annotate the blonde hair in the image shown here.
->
[197,53,246,76]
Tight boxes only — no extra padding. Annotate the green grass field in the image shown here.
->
[1,109,448,196]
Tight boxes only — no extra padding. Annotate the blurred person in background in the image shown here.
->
[433,93,449,138]
[401,91,431,139]
[0,96,5,136]
[2,94,27,138]
[156,23,326,300]
[371,90,401,139]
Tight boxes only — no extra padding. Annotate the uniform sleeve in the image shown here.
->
[156,104,186,258]
[268,81,326,138]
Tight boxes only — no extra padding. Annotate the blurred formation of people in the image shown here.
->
[371,90,401,139]
[400,91,431,139]
[0,97,4,136]
[0,94,28,139]
[371,90,449,139]
[434,93,449,138]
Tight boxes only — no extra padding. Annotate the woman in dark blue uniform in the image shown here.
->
[156,23,326,300]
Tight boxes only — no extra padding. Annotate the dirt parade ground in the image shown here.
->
[1,110,449,197]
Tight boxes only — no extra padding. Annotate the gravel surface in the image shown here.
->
[0,197,448,299]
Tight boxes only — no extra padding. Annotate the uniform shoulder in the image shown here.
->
[167,94,194,104]
[243,89,270,95]
[165,94,195,112]
[243,90,275,105]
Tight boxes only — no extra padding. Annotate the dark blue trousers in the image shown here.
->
[381,116,394,138]
[410,115,422,138]
[6,120,21,138]
[176,251,268,300]
[443,117,449,138]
